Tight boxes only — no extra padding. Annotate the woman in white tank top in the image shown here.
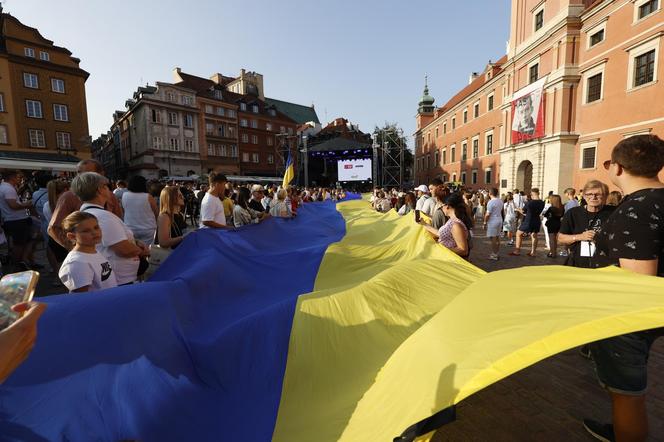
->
[122,176,158,245]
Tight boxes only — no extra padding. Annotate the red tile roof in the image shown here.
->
[437,55,507,114]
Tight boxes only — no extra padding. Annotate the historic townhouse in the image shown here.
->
[97,68,318,179]
[416,0,664,193]
[0,8,90,171]
[105,83,202,179]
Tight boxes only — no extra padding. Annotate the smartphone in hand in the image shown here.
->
[0,271,39,330]
[415,210,421,223]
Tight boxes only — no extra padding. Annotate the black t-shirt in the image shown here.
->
[248,199,265,213]
[595,188,664,277]
[559,205,615,268]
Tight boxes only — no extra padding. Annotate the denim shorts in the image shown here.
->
[590,329,664,395]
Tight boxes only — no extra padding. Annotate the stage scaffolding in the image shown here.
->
[373,128,405,189]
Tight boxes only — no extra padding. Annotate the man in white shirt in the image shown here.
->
[113,180,128,203]
[421,179,443,217]
[200,173,232,229]
[414,185,430,212]
[0,170,35,269]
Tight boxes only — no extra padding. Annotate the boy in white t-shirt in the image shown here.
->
[200,173,233,229]
[59,211,117,293]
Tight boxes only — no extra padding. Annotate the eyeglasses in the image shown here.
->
[603,160,612,170]
[584,193,603,199]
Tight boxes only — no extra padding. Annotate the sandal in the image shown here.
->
[508,251,520,256]
[527,252,536,257]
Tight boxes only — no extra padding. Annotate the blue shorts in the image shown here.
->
[589,329,664,395]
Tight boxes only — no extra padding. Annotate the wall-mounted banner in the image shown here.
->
[511,76,547,144]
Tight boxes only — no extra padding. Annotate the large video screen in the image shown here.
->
[337,158,372,182]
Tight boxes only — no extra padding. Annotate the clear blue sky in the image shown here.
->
[7,0,510,148]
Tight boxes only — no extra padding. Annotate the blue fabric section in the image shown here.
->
[0,200,348,442]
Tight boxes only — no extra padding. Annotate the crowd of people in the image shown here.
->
[371,134,664,442]
[0,161,348,291]
[0,134,662,441]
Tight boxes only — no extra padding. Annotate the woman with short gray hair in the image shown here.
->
[70,172,149,285]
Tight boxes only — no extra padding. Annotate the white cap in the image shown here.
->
[415,184,429,193]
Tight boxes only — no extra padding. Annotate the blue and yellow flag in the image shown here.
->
[2,195,664,441]
[282,152,294,188]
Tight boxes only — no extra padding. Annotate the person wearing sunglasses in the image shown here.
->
[557,180,613,269]
[581,134,664,442]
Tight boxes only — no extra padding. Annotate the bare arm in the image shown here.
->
[449,223,469,257]
[419,222,439,238]
[109,239,143,258]
[148,195,159,220]
[157,214,183,248]
[5,198,31,211]
[202,220,232,229]
[619,258,658,277]
[557,230,595,246]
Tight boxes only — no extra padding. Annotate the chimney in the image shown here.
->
[468,72,479,84]
[210,73,224,84]
[173,67,183,83]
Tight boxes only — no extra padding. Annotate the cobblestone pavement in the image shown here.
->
[13,225,664,441]
[431,226,664,441]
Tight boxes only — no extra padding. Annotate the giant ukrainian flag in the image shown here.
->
[2,196,664,441]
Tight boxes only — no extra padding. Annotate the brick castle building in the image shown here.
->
[0,8,90,172]
[415,0,664,193]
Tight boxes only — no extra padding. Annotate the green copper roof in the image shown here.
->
[265,97,320,124]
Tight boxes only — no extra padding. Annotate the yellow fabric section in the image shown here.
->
[273,198,664,442]
[282,163,294,188]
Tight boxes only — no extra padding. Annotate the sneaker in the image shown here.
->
[507,240,514,246]
[559,250,568,257]
[583,419,615,442]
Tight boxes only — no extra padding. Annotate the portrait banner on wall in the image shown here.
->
[511,76,547,144]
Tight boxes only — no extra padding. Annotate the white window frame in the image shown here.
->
[216,107,225,116]
[266,123,273,131]
[473,100,480,118]
[484,167,493,184]
[56,132,71,150]
[450,143,456,162]
[230,145,238,157]
[169,138,180,151]
[153,136,163,150]
[580,140,598,169]
[533,4,545,33]
[240,119,248,127]
[184,139,195,152]
[0,125,8,144]
[51,78,65,93]
[633,0,661,23]
[626,34,660,91]
[461,171,467,184]
[251,135,258,144]
[443,121,447,134]
[0,94,4,112]
[267,137,273,146]
[462,109,468,124]
[26,100,42,118]
[461,140,468,160]
[214,90,223,100]
[39,51,50,61]
[241,133,249,143]
[208,143,215,156]
[586,19,608,49]
[240,103,247,111]
[29,129,45,147]
[487,92,495,111]
[168,112,178,126]
[267,154,274,164]
[485,130,494,155]
[23,73,39,89]
[242,152,250,162]
[182,95,193,106]
[24,47,35,58]
[251,120,258,129]
[471,135,480,158]
[252,105,259,113]
[205,104,214,114]
[53,104,69,122]
[442,148,447,164]
[205,122,214,135]
[184,114,194,128]
[528,57,541,84]
[471,169,478,185]
[582,61,607,104]
[252,153,259,163]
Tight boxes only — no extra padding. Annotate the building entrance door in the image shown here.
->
[516,160,533,192]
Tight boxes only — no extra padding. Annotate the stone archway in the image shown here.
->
[516,160,533,192]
